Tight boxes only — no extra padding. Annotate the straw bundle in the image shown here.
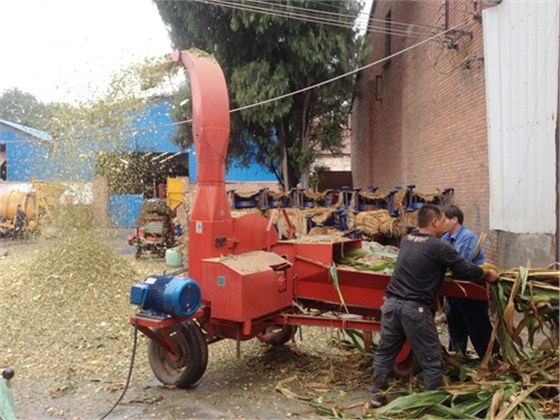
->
[263,208,335,238]
[402,209,419,229]
[231,190,261,199]
[348,210,407,239]
[303,190,331,202]
[414,189,443,204]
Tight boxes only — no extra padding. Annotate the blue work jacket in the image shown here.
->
[441,225,484,265]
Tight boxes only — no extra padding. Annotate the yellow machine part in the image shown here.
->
[167,177,188,211]
[32,180,67,226]
[0,190,37,221]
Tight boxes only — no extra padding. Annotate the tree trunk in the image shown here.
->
[301,91,313,190]
[279,121,290,191]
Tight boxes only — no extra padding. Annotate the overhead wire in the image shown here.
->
[192,0,436,38]
[230,24,463,114]
[243,0,442,32]
[362,26,485,170]
[7,2,465,147]
[10,23,462,147]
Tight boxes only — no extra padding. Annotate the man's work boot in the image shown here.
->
[370,393,388,408]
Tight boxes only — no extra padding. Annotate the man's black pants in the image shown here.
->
[446,297,499,359]
[372,296,442,393]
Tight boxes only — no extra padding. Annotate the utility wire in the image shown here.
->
[7,24,462,146]
[230,24,462,113]
[243,0,441,31]
[193,0,436,38]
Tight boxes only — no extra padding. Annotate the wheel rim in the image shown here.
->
[148,326,190,384]
[257,324,296,346]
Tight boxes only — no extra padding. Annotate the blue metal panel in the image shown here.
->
[226,157,277,182]
[125,99,183,153]
[187,144,276,183]
[108,194,144,227]
[1,121,55,181]
[3,100,277,185]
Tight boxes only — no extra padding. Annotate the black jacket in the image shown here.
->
[386,233,484,305]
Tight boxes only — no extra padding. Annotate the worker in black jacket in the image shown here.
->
[370,204,499,407]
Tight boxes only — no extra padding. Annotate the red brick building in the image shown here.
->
[351,0,559,265]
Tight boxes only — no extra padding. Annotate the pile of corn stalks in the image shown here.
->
[0,233,148,387]
[325,250,559,418]
[336,244,398,274]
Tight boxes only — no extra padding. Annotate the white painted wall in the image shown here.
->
[483,0,559,234]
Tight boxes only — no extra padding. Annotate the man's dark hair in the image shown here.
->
[444,205,464,225]
[417,204,442,228]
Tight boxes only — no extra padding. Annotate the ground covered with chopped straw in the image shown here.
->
[0,232,558,418]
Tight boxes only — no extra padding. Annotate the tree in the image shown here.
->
[154,0,365,190]
[0,88,54,132]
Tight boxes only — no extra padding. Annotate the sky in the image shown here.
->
[0,0,373,105]
[0,0,172,104]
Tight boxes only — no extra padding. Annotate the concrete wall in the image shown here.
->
[497,232,556,269]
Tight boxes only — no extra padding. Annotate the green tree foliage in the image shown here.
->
[154,0,366,189]
[0,88,54,131]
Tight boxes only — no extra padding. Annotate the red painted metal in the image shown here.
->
[171,50,281,288]
[200,251,292,324]
[130,308,207,354]
[270,313,382,331]
[171,51,234,285]
[136,51,491,382]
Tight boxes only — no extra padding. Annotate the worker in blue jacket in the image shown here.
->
[442,205,499,359]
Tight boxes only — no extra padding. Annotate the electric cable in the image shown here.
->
[193,0,432,38]
[11,24,461,146]
[230,24,461,114]
[243,0,441,32]
[99,316,139,420]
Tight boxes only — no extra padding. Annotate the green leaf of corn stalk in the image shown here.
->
[342,329,365,353]
[375,391,450,416]
[329,263,349,314]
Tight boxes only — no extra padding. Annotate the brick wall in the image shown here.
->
[352,0,495,261]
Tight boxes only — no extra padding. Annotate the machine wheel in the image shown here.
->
[182,320,208,383]
[391,352,420,379]
[257,325,297,346]
[135,246,142,260]
[147,322,208,388]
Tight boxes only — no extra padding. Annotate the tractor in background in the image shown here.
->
[128,198,175,259]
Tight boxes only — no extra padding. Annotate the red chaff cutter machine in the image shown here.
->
[129,50,488,388]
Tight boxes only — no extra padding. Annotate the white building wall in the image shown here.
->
[483,0,558,234]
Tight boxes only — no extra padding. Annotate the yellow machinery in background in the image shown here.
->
[0,190,37,231]
[0,180,67,235]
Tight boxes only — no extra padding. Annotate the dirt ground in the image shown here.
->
[0,230,376,419]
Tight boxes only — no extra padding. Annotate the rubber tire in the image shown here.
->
[257,325,297,346]
[391,352,420,379]
[181,321,208,384]
[147,322,208,388]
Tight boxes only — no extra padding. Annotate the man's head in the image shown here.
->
[444,205,464,235]
[417,204,447,237]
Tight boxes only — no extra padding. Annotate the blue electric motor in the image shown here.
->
[130,275,201,318]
